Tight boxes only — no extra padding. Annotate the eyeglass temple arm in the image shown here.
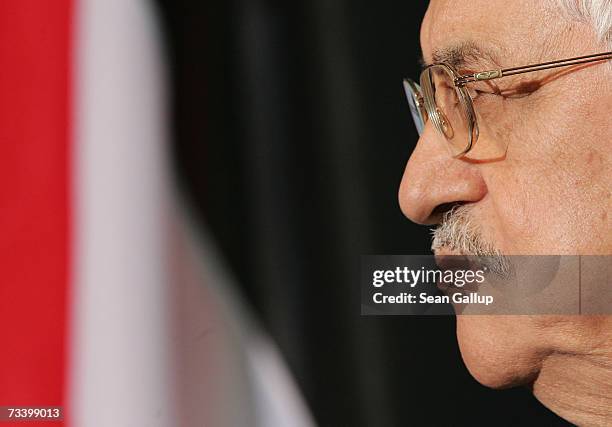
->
[455,51,612,86]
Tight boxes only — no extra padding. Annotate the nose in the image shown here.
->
[398,125,488,225]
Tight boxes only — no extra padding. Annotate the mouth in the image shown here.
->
[433,247,470,269]
[433,247,482,293]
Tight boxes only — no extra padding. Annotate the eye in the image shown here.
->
[467,87,500,101]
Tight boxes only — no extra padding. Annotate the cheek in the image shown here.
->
[563,150,611,252]
[485,139,610,254]
[486,167,555,253]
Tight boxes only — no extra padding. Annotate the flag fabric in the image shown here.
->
[0,0,314,426]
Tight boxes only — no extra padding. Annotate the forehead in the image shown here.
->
[421,0,566,67]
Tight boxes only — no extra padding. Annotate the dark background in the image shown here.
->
[155,0,572,425]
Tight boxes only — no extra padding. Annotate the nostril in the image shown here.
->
[431,202,463,223]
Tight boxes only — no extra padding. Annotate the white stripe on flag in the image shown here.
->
[70,0,174,425]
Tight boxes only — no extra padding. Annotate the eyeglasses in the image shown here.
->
[403,51,612,159]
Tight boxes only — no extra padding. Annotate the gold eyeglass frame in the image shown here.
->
[404,51,612,157]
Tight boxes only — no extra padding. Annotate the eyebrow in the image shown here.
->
[424,42,500,71]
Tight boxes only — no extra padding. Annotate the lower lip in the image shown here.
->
[434,251,482,293]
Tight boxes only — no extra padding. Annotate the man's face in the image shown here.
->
[399,0,611,388]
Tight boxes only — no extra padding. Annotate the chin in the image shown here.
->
[456,316,546,389]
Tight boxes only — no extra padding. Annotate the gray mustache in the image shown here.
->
[431,204,511,277]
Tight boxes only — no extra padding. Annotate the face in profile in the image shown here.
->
[398,0,611,424]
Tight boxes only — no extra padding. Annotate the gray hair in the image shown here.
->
[558,0,612,48]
